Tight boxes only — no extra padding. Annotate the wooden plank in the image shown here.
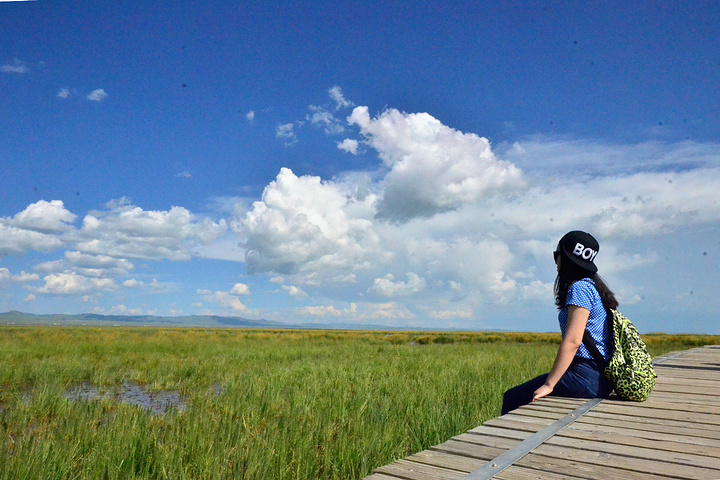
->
[408,450,484,472]
[365,474,406,480]
[376,459,466,480]
[559,423,720,458]
[656,364,720,375]
[511,451,670,480]
[523,441,720,479]
[569,419,720,449]
[430,438,506,460]
[486,413,720,451]
[591,403,720,426]
[460,428,720,472]
[493,465,588,480]
[581,411,720,439]
[407,451,589,480]
[648,390,720,403]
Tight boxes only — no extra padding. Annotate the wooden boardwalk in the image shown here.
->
[365,345,720,480]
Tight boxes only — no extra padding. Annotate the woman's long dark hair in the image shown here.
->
[554,257,618,311]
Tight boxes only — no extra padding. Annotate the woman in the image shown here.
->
[501,230,617,415]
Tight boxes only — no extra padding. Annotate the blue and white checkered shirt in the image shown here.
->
[558,278,612,361]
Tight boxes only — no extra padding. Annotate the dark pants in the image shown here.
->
[501,357,613,415]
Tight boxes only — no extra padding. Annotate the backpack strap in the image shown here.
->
[583,329,607,368]
[582,306,612,369]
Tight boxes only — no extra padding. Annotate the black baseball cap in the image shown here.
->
[557,231,599,273]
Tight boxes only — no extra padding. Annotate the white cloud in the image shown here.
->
[197,289,247,312]
[246,110,255,122]
[176,171,192,178]
[86,89,108,102]
[122,279,143,288]
[348,106,525,221]
[282,285,306,297]
[37,273,117,295]
[230,283,250,295]
[1,58,29,74]
[428,309,474,320]
[369,272,426,298]
[0,225,64,256]
[307,105,345,135]
[498,137,720,178]
[0,200,74,256]
[297,305,342,317]
[58,88,71,99]
[242,167,384,277]
[329,85,354,110]
[9,200,76,233]
[65,251,134,271]
[276,122,302,145]
[11,271,39,283]
[0,268,9,284]
[337,138,359,154]
[72,198,227,261]
[332,273,357,284]
[24,294,36,303]
[358,302,416,322]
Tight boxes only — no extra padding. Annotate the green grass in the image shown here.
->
[0,328,716,479]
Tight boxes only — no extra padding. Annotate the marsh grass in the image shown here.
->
[0,328,716,479]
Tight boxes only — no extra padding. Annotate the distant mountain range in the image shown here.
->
[0,310,411,331]
[0,310,288,328]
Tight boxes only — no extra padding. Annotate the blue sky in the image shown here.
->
[1,1,719,333]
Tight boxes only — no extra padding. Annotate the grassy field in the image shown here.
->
[0,328,717,479]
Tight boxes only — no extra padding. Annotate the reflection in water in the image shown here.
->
[65,381,187,415]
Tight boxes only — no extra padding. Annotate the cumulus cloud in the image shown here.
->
[369,272,426,298]
[197,289,247,312]
[242,167,384,277]
[349,106,526,221]
[37,272,117,295]
[86,89,108,102]
[58,88,71,99]
[230,283,250,295]
[0,201,75,256]
[0,225,64,256]
[11,271,39,283]
[282,285,306,297]
[72,198,227,261]
[9,200,76,233]
[337,138,359,154]
[1,58,29,74]
[60,251,134,277]
[246,110,255,122]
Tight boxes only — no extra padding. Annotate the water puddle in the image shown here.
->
[65,381,187,415]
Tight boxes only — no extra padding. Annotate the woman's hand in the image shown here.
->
[533,383,554,401]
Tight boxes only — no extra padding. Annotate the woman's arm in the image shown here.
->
[532,305,589,401]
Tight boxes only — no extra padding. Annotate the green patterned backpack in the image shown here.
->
[583,309,657,401]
